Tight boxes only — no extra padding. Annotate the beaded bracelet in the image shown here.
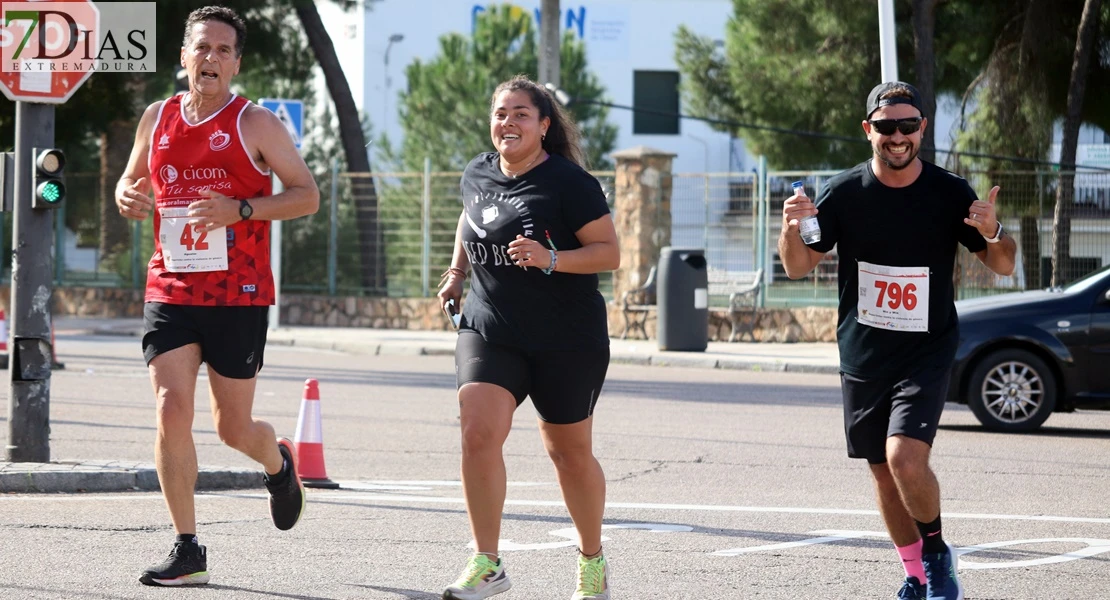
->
[542,229,559,275]
[542,249,557,275]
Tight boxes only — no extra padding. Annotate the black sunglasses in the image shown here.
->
[868,117,923,136]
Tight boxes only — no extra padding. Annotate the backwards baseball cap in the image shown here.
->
[865,81,924,119]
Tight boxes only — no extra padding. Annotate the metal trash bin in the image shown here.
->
[657,247,709,351]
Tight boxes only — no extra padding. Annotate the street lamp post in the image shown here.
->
[383,33,404,137]
[689,134,711,248]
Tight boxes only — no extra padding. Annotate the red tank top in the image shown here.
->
[146,94,274,306]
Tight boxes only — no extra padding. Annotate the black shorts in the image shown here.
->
[142,302,269,379]
[455,330,609,425]
[841,363,952,464]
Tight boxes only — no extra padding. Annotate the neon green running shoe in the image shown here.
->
[442,554,512,600]
[571,554,610,600]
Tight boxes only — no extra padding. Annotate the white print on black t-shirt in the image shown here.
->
[464,240,523,267]
[470,192,534,237]
[464,212,488,239]
[462,191,536,269]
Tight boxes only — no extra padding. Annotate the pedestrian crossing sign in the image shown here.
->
[259,98,304,150]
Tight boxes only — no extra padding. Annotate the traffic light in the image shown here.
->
[32,148,65,209]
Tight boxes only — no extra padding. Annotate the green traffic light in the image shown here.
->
[37,180,64,204]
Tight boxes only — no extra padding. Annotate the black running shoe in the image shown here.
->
[139,542,209,586]
[265,437,305,531]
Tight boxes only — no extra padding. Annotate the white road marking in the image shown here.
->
[713,530,879,556]
[716,529,1110,570]
[957,537,1110,570]
[493,523,694,551]
[2,485,1109,528]
[336,480,552,491]
[4,482,1109,569]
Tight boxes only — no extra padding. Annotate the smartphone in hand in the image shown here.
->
[444,298,461,329]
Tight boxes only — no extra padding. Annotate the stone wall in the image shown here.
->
[19,285,837,342]
[0,286,146,318]
[605,302,837,343]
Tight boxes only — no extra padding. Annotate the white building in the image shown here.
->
[315,0,747,174]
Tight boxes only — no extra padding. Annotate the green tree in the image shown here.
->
[949,0,1110,287]
[386,4,616,172]
[372,5,616,296]
[672,0,1054,169]
[675,0,881,169]
[1052,0,1103,286]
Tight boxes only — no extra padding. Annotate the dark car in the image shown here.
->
[949,264,1110,432]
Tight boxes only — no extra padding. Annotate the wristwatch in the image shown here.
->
[239,199,253,221]
[985,222,1004,244]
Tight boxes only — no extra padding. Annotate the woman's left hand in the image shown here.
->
[508,234,551,270]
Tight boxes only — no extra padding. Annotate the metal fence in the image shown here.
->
[278,162,616,298]
[21,167,1110,307]
[741,168,1110,306]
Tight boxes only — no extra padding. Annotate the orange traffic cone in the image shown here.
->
[294,379,339,489]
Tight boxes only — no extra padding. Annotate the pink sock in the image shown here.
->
[896,539,926,583]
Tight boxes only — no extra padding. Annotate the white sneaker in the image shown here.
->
[443,554,512,600]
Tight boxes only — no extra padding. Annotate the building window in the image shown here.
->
[633,71,680,135]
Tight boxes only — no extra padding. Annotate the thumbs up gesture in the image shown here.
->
[965,185,1000,237]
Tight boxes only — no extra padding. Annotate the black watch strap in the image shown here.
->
[239,199,253,220]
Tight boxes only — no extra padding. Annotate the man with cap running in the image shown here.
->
[778,81,1016,600]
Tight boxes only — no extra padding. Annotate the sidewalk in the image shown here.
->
[264,326,840,374]
[0,317,840,494]
[53,317,840,374]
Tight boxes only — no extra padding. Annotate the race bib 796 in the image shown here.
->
[856,261,930,332]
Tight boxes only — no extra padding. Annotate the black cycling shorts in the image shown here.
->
[454,330,610,424]
[142,302,269,379]
[841,363,952,464]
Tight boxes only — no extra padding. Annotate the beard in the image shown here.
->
[874,141,919,170]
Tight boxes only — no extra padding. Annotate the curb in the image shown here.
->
[0,462,263,494]
[268,337,455,358]
[269,338,839,374]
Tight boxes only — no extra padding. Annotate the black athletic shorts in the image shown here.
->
[142,302,269,379]
[840,363,952,464]
[454,330,609,425]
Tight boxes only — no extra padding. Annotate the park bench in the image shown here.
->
[619,266,657,340]
[707,268,764,342]
[620,266,763,342]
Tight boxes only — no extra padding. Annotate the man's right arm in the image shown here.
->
[115,101,162,221]
[778,192,825,279]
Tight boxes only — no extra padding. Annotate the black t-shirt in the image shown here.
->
[458,152,612,351]
[808,160,987,377]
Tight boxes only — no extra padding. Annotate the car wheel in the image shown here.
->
[966,348,1057,432]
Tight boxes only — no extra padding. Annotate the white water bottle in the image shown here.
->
[793,180,821,244]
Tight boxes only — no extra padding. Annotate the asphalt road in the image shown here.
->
[1,335,1108,599]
